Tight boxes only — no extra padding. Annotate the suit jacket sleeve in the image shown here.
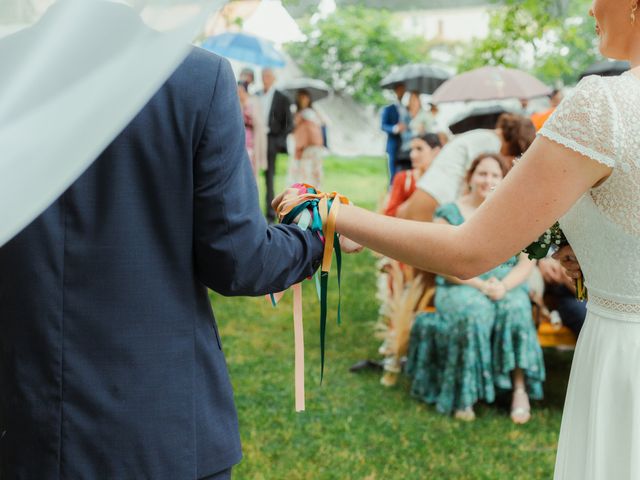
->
[270,91,293,137]
[193,58,323,296]
[381,105,399,135]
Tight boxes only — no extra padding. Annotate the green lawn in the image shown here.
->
[211,155,573,480]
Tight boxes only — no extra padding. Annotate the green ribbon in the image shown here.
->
[279,193,344,384]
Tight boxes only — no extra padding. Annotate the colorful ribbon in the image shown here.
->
[269,184,349,412]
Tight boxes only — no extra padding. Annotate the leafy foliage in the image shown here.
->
[287,1,598,106]
[456,0,599,85]
[286,6,429,106]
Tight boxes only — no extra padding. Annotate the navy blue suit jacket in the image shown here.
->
[0,46,322,478]
[381,103,401,157]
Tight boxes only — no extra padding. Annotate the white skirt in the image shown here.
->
[554,303,640,479]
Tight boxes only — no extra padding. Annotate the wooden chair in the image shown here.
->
[531,296,577,348]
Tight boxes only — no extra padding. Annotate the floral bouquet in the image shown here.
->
[523,222,587,301]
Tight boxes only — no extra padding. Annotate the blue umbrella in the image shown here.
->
[201,32,286,68]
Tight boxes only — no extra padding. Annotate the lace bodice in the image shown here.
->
[538,72,640,312]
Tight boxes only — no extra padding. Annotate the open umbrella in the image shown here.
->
[201,32,286,68]
[448,105,514,135]
[580,60,630,79]
[243,0,306,44]
[432,66,551,103]
[380,64,450,94]
[277,77,331,103]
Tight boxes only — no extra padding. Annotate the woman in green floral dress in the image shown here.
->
[408,153,545,423]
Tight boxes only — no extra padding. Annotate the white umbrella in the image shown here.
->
[243,0,306,44]
[432,66,552,103]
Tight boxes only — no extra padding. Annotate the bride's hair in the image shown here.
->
[497,113,536,157]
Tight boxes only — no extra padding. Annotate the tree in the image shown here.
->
[456,0,599,86]
[286,6,429,106]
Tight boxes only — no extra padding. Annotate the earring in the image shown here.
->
[632,1,638,24]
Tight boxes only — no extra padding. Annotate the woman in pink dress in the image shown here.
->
[237,81,267,177]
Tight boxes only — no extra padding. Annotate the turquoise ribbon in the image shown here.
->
[279,191,343,383]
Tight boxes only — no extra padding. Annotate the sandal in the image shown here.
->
[510,387,531,424]
[454,407,476,422]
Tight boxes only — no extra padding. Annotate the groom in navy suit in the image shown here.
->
[0,5,322,479]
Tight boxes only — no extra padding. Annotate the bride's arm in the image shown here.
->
[433,217,487,290]
[335,137,611,279]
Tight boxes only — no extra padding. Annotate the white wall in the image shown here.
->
[395,6,493,43]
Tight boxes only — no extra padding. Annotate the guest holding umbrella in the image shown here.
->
[428,102,451,136]
[408,92,434,136]
[288,89,326,188]
[381,83,409,183]
[380,65,450,182]
[260,68,293,223]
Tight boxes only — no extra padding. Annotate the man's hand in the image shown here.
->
[552,245,582,280]
[538,257,565,284]
[271,188,302,222]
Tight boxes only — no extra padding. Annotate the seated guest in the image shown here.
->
[409,153,545,423]
[538,257,587,336]
[384,133,442,217]
[396,114,536,221]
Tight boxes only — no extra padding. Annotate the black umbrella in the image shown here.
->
[277,77,331,103]
[380,64,450,94]
[580,60,630,79]
[448,105,514,135]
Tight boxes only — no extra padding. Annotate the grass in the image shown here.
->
[210,155,573,480]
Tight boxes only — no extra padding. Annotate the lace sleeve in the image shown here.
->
[538,76,617,168]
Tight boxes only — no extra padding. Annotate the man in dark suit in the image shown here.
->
[381,83,408,184]
[260,68,293,222]
[0,7,322,479]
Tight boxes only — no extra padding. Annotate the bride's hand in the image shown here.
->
[552,245,582,280]
[339,235,363,254]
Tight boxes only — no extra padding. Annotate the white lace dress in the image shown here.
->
[539,72,640,480]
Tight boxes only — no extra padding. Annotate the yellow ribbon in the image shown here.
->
[270,186,350,412]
